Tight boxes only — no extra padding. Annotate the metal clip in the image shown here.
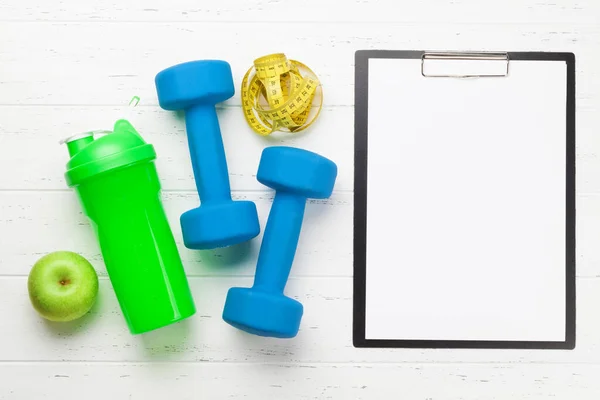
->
[421,52,509,78]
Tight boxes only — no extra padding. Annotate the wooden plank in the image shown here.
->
[1,362,599,399]
[0,105,597,193]
[0,276,596,363]
[0,22,598,108]
[2,0,599,24]
[0,106,352,191]
[0,191,352,277]
[0,190,597,278]
[0,1,597,397]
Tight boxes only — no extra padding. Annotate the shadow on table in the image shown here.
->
[227,328,302,361]
[193,240,256,272]
[41,293,102,336]
[139,317,194,360]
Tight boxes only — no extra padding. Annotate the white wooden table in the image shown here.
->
[1,1,599,398]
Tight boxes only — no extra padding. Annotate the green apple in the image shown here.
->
[27,251,99,322]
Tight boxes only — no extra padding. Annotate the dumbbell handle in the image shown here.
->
[253,192,306,294]
[185,105,232,204]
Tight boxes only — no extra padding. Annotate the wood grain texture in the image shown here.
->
[1,0,599,397]
[1,191,599,278]
[1,23,599,109]
[0,276,598,363]
[0,191,353,277]
[0,106,351,191]
[2,0,599,23]
[1,363,599,400]
[1,106,598,192]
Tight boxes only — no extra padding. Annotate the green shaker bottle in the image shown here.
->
[62,119,195,334]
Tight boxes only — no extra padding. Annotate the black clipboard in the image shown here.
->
[353,50,576,349]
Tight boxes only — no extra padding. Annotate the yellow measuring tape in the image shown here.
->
[241,53,323,136]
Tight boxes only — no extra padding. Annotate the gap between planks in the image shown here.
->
[1,360,599,366]
[2,20,599,25]
[0,188,354,194]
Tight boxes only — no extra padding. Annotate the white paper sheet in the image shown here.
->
[365,58,567,342]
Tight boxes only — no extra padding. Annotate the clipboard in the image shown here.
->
[353,50,576,349]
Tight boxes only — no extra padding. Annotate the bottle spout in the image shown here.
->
[60,130,110,157]
[60,132,94,157]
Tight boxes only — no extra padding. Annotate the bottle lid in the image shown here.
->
[64,119,156,187]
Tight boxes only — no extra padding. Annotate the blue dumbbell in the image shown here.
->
[155,60,260,250]
[222,146,337,338]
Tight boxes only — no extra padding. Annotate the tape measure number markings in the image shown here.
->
[241,53,323,136]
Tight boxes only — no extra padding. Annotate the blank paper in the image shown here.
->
[364,58,568,343]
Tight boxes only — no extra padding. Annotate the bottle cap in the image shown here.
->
[64,119,156,187]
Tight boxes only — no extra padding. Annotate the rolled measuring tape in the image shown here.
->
[241,53,323,136]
